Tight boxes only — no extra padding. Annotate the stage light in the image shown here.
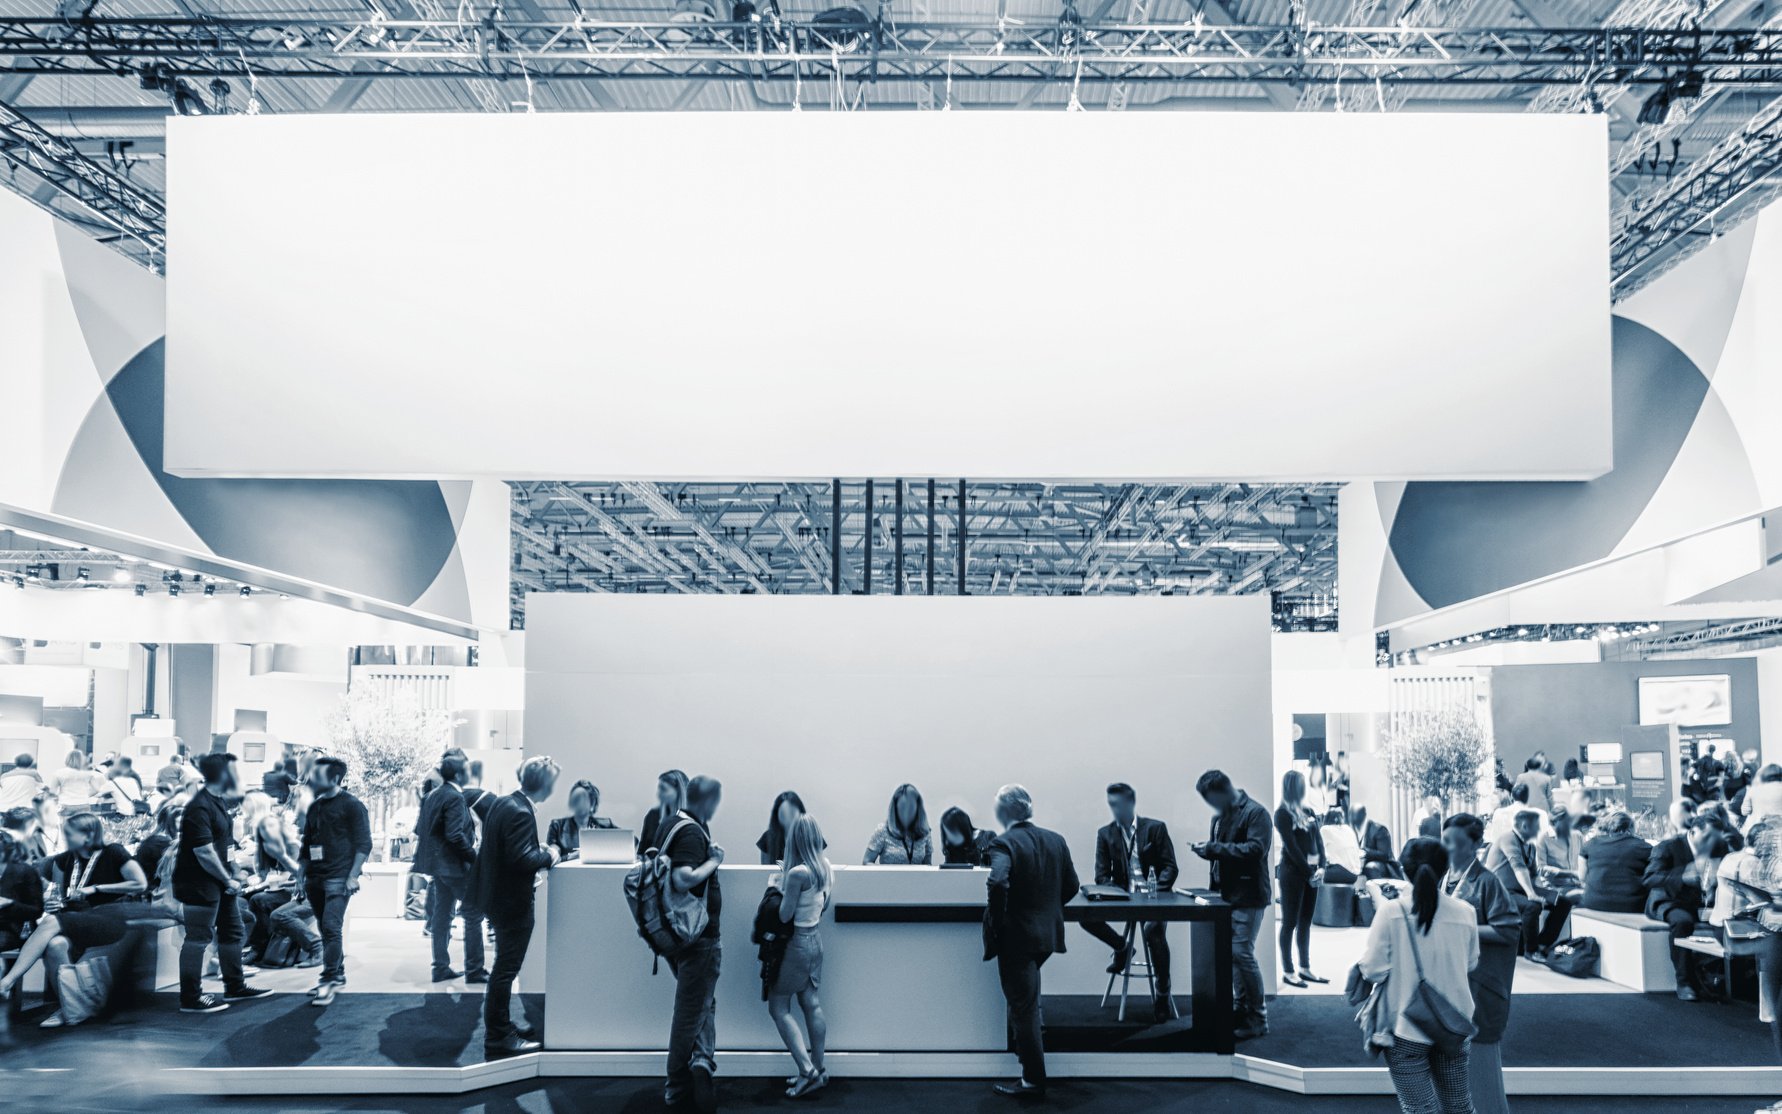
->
[168,582,180,597]
[240,586,252,598]
[203,583,216,598]
[134,583,146,597]
[111,568,131,584]
[76,567,90,581]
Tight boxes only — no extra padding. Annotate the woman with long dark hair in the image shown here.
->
[862,784,932,865]
[757,791,806,865]
[1274,769,1326,987]
[1359,837,1480,1114]
[938,807,994,866]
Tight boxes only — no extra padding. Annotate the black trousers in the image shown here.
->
[1278,875,1316,973]
[997,951,1050,1087]
[485,910,535,1045]
[1661,907,1698,984]
[1080,920,1170,997]
[1510,889,1575,954]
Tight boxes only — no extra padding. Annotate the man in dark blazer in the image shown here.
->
[415,753,485,984]
[1354,806,1397,880]
[1644,816,1718,1001]
[470,755,560,1056]
[983,784,1079,1100]
[1191,768,1273,1040]
[1080,782,1178,1017]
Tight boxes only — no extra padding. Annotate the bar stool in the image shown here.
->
[1099,921,1178,1022]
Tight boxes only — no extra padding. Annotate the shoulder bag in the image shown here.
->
[1397,904,1477,1055]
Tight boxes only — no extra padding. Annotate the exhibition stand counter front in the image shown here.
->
[544,864,1233,1056]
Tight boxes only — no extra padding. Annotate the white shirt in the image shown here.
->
[46,767,110,807]
[0,768,43,811]
[1358,893,1480,1045]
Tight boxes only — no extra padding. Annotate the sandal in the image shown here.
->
[787,1070,825,1099]
[1300,970,1330,985]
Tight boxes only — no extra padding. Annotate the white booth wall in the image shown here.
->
[525,593,1276,995]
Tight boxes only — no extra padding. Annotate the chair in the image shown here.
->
[1099,921,1177,1022]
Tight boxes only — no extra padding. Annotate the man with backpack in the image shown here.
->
[471,754,560,1058]
[664,775,725,1112]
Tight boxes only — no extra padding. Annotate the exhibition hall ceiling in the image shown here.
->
[509,480,1338,630]
[0,0,1779,291]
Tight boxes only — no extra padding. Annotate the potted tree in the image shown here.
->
[325,687,454,862]
[1384,708,1493,822]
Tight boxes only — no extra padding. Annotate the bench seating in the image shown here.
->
[1571,908,1675,992]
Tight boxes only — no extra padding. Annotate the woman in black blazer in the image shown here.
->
[547,780,615,861]
[1274,770,1327,987]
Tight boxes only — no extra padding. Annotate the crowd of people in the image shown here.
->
[7,737,1782,1114]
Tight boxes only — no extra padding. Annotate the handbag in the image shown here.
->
[1542,936,1600,979]
[1397,904,1477,1055]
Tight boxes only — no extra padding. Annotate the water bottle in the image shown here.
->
[1145,867,1158,895]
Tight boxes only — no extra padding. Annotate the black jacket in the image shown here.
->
[469,791,553,921]
[1094,817,1178,892]
[414,783,476,881]
[1360,820,1395,870]
[1205,791,1272,909]
[1643,834,1702,921]
[1581,830,1650,913]
[1274,805,1325,885]
[751,884,791,1001]
[983,821,1079,960]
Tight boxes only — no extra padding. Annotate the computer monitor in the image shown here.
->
[579,827,636,865]
[1585,742,1623,765]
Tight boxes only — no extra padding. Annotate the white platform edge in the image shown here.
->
[24,1052,1779,1097]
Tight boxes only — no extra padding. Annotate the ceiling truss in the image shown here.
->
[510,480,1338,629]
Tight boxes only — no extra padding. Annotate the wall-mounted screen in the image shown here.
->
[1630,751,1666,780]
[1639,675,1732,727]
[1586,742,1624,764]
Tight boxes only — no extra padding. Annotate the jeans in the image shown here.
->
[271,896,319,951]
[665,936,722,1104]
[1278,875,1316,973]
[997,951,1050,1086]
[1385,1037,1476,1114]
[246,889,291,956]
[305,879,352,984]
[428,874,485,976]
[179,896,246,1003]
[485,910,535,1044]
[1230,904,1267,1026]
[1081,920,1170,998]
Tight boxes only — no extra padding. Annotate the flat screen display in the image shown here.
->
[1586,742,1623,764]
[1638,675,1732,727]
[1630,751,1665,780]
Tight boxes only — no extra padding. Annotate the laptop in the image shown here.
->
[580,826,636,865]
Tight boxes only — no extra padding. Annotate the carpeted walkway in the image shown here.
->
[1246,992,1778,1068]
[18,1078,1775,1114]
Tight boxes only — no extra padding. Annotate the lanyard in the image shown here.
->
[70,848,102,893]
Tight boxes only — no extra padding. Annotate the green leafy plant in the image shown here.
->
[325,687,455,857]
[1384,709,1493,814]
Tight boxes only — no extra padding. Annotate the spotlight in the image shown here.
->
[168,582,180,597]
[76,566,90,581]
[9,575,22,589]
[203,583,215,598]
[240,586,252,598]
[111,568,132,584]
[134,583,146,597]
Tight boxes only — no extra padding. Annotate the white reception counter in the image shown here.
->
[545,863,1009,1052]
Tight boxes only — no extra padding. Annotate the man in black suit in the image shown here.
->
[983,784,1079,1101]
[415,753,486,984]
[1079,782,1178,1018]
[470,755,560,1056]
[1354,806,1397,880]
[1644,815,1725,1002]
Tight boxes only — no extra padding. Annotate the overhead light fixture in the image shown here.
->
[75,567,90,582]
[134,583,146,597]
[240,586,252,598]
[203,583,216,598]
[168,583,180,597]
[111,569,132,584]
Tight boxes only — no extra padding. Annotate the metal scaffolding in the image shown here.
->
[509,480,1339,628]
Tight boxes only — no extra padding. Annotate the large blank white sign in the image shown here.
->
[524,593,1276,993]
[166,112,1609,481]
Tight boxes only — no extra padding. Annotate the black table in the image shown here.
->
[835,890,1235,1054]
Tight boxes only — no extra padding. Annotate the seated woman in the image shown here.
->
[1579,811,1650,913]
[0,811,149,1027]
[132,800,183,895]
[938,807,994,866]
[758,791,807,865]
[548,780,615,861]
[0,831,44,953]
[862,784,932,866]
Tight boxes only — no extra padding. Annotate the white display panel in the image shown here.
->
[524,593,1275,993]
[166,112,1610,481]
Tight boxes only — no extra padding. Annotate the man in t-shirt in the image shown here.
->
[172,752,271,1014]
[294,755,372,1007]
[0,753,43,812]
[664,775,724,1113]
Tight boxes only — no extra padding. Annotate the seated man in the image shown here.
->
[1485,807,1574,958]
[1645,814,1730,1002]
[1322,805,1396,886]
[1078,782,1177,1018]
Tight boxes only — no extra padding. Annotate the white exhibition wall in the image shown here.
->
[168,112,1609,482]
[525,593,1276,993]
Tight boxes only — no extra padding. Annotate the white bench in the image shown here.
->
[1571,908,1676,992]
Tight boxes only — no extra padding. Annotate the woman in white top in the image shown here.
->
[771,815,832,1099]
[1359,837,1481,1114]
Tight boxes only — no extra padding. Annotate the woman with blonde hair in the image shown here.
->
[771,815,832,1098]
[862,784,932,865]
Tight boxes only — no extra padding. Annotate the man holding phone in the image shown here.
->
[1189,768,1273,1040]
